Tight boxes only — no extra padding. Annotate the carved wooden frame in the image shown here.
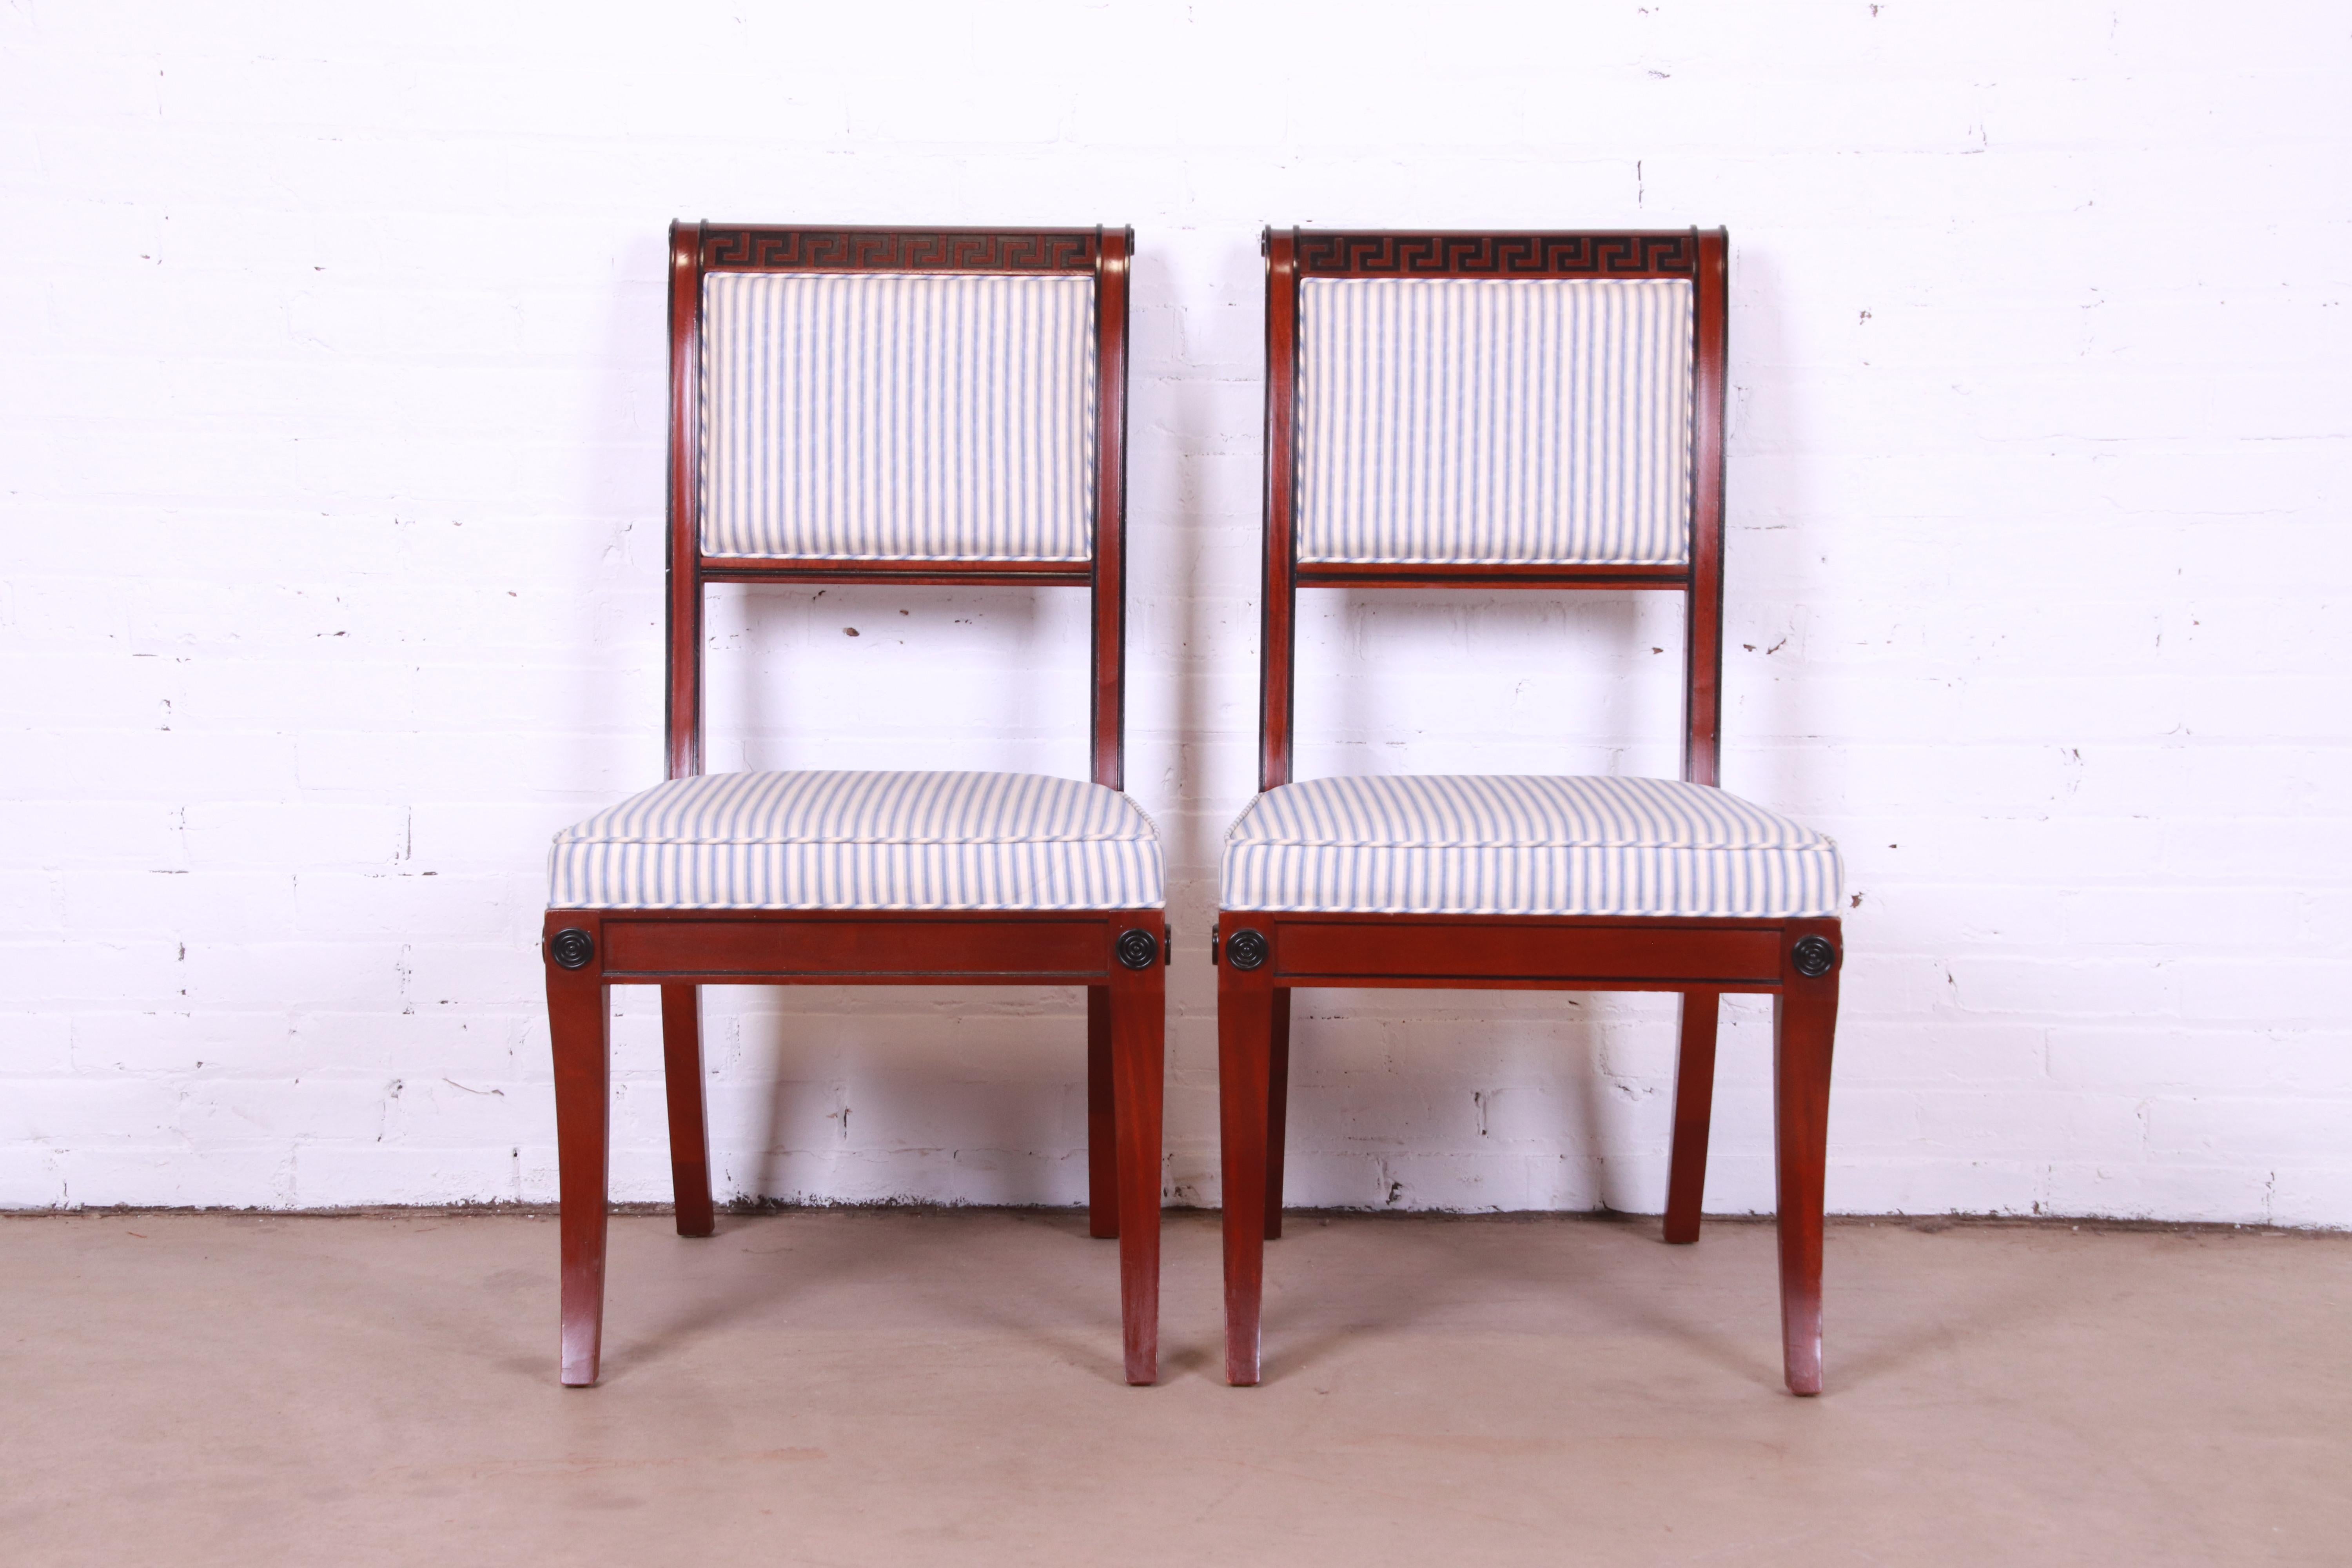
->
[543,224,1164,1390]
[1218,227,1845,1396]
[666,223,1130,788]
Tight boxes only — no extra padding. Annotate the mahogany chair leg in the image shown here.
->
[1263,988,1292,1241]
[659,983,715,1238]
[1773,951,1840,1396]
[1663,988,1721,1244]
[547,957,612,1387]
[1218,963,1276,1385]
[1087,984,1118,1239]
[1109,945,1164,1384]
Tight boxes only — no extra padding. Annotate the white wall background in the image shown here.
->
[4,1,2347,1224]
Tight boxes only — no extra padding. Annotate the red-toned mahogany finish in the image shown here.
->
[662,225,1123,784]
[1257,230,1300,791]
[548,224,1161,1389]
[1222,227,1842,1397]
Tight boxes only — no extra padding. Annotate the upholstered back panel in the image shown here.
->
[699,271,1097,561]
[1295,276,1694,566]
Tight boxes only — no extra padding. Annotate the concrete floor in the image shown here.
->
[1,1210,2345,1566]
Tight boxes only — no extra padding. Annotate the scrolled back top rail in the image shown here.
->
[701,227,1102,272]
[1292,230,1699,278]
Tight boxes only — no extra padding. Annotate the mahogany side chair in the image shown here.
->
[541,224,1166,1388]
[1214,228,1846,1394]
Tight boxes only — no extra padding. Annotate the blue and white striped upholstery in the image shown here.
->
[1220,775,1840,918]
[551,769,1162,911]
[1296,277,1694,566]
[700,272,1097,561]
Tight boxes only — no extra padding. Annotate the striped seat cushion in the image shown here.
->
[701,271,1096,562]
[1220,775,1840,919]
[550,770,1162,911]
[1296,276,1694,565]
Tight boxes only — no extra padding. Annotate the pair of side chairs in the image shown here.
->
[539,223,1845,1397]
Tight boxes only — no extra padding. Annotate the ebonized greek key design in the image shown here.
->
[549,928,596,971]
[1224,928,1269,971]
[1792,935,1838,978]
[1294,232,1696,278]
[1116,928,1160,971]
[702,229,1099,273]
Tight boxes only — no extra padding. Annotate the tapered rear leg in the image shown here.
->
[1263,988,1292,1241]
[1219,963,1276,1385]
[1774,929,1841,1396]
[1087,985,1118,1239]
[1109,931,1165,1384]
[1664,989,1721,1244]
[545,929,611,1387]
[660,984,715,1238]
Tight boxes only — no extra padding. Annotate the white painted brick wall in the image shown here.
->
[3,1,2347,1225]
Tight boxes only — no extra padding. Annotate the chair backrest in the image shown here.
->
[1257,227,1728,792]
[666,223,1133,788]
